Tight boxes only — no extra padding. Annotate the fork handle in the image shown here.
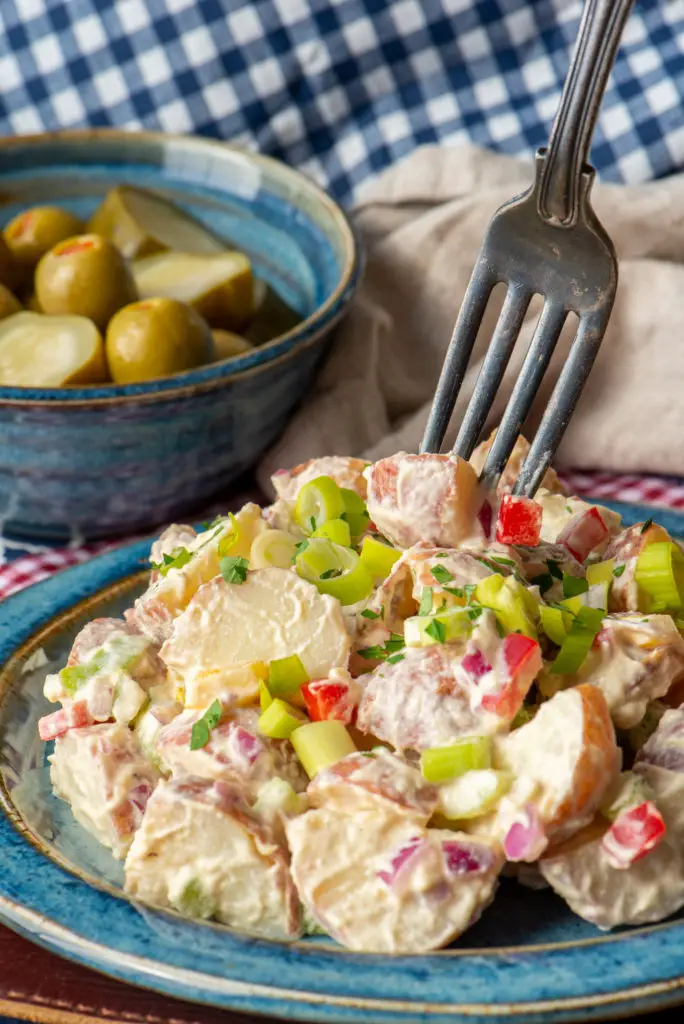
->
[537,0,635,227]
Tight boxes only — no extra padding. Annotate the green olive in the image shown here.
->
[0,233,19,292]
[0,284,22,321]
[35,234,138,330]
[4,206,84,282]
[105,297,215,384]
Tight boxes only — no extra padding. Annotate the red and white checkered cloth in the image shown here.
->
[2,470,684,603]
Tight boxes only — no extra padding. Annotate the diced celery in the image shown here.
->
[295,476,344,531]
[313,518,352,547]
[420,736,492,783]
[268,654,309,697]
[252,777,305,819]
[586,558,615,586]
[258,698,307,739]
[359,536,401,579]
[290,721,357,778]
[438,769,511,820]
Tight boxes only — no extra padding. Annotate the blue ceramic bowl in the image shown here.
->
[0,131,360,542]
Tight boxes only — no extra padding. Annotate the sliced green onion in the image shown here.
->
[259,680,273,712]
[405,607,473,647]
[294,476,344,532]
[420,737,492,783]
[313,518,351,547]
[151,546,193,576]
[359,536,401,579]
[539,605,570,646]
[635,541,684,611]
[339,488,370,538]
[550,606,604,675]
[258,698,307,740]
[438,769,511,820]
[290,721,357,778]
[249,529,298,569]
[296,538,374,604]
[268,654,309,697]
[586,559,615,586]
[475,575,537,638]
[562,573,589,599]
[340,487,366,515]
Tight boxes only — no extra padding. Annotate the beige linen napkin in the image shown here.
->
[258,143,684,493]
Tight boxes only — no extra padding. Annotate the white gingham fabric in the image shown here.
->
[2,0,684,577]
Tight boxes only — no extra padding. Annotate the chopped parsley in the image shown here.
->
[151,546,193,577]
[425,618,446,643]
[431,564,454,585]
[530,572,554,595]
[358,632,405,661]
[562,573,589,599]
[190,700,222,751]
[444,585,464,599]
[220,555,249,584]
[463,583,478,603]
[613,564,626,578]
[361,607,382,620]
[641,519,653,534]
[467,606,483,621]
[546,559,563,580]
[419,586,434,616]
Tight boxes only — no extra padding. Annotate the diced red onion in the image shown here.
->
[377,836,425,889]
[230,726,263,766]
[442,840,493,875]
[462,648,492,680]
[504,804,548,862]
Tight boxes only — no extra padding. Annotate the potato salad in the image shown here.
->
[38,436,684,952]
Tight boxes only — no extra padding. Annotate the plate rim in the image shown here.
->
[3,502,684,1023]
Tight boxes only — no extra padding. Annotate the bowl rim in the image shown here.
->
[0,128,360,408]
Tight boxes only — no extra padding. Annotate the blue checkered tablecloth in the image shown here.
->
[0,0,683,207]
[1,0,684,566]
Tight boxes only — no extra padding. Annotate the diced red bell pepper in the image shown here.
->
[301,680,355,724]
[601,800,666,869]
[38,701,92,741]
[495,495,542,547]
[482,634,542,718]
[558,507,609,562]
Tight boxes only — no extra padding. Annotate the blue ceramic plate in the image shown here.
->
[2,499,684,1024]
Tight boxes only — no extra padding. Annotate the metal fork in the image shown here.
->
[420,0,635,496]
